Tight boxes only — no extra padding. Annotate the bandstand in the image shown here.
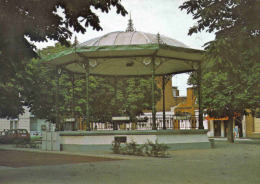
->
[42,18,211,151]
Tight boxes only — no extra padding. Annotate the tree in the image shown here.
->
[180,0,260,142]
[0,0,127,118]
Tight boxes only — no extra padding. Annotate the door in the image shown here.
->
[235,120,243,137]
[224,121,228,137]
[214,121,221,137]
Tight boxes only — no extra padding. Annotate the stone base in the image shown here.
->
[59,130,211,151]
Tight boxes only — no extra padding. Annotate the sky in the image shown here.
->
[35,0,215,96]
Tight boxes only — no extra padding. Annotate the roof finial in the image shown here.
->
[155,32,164,44]
[157,32,160,44]
[125,12,135,32]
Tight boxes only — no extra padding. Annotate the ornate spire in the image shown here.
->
[157,33,160,43]
[125,13,135,32]
[154,32,164,44]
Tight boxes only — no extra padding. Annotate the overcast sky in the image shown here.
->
[36,0,215,96]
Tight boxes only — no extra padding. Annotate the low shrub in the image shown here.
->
[145,139,169,157]
[120,139,144,156]
[111,139,169,157]
[143,140,153,156]
[124,139,138,155]
[111,141,121,154]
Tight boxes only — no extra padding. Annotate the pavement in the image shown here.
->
[0,138,260,184]
[0,144,142,160]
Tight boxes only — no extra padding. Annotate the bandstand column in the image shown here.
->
[113,76,118,130]
[162,76,166,130]
[55,67,61,131]
[151,56,157,130]
[83,60,90,131]
[198,62,204,129]
[71,73,76,130]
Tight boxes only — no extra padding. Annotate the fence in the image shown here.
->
[70,115,200,131]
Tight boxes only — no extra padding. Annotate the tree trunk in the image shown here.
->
[227,111,234,143]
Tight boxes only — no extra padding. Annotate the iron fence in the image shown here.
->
[69,114,200,131]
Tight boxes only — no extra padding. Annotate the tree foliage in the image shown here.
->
[0,0,127,118]
[180,0,260,142]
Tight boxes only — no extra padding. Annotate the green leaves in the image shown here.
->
[182,0,260,119]
[0,1,127,118]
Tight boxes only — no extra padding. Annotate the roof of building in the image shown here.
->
[43,17,204,76]
[78,15,188,48]
[77,31,188,48]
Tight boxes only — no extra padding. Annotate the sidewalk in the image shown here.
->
[210,137,260,143]
[0,141,260,184]
[0,144,144,160]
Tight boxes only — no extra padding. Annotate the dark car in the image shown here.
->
[1,129,30,144]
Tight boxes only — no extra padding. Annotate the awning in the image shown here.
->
[205,116,228,121]
[205,113,241,121]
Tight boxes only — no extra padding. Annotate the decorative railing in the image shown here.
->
[64,114,201,131]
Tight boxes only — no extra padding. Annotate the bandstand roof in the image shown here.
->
[43,31,204,76]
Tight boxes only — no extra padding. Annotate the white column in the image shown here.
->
[221,120,225,137]
[203,120,208,130]
[209,120,214,137]
[242,115,246,138]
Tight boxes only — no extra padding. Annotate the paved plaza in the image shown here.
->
[0,139,259,184]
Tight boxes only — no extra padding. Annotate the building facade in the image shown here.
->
[0,107,31,132]
[0,106,53,136]
[174,87,208,131]
[245,109,260,138]
[206,112,249,138]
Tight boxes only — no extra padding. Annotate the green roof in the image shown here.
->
[42,44,204,76]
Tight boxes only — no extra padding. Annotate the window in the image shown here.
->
[195,97,198,104]
[18,129,28,134]
[8,130,15,135]
[172,89,179,97]
[10,120,18,129]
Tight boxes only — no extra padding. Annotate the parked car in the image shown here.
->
[0,129,30,144]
